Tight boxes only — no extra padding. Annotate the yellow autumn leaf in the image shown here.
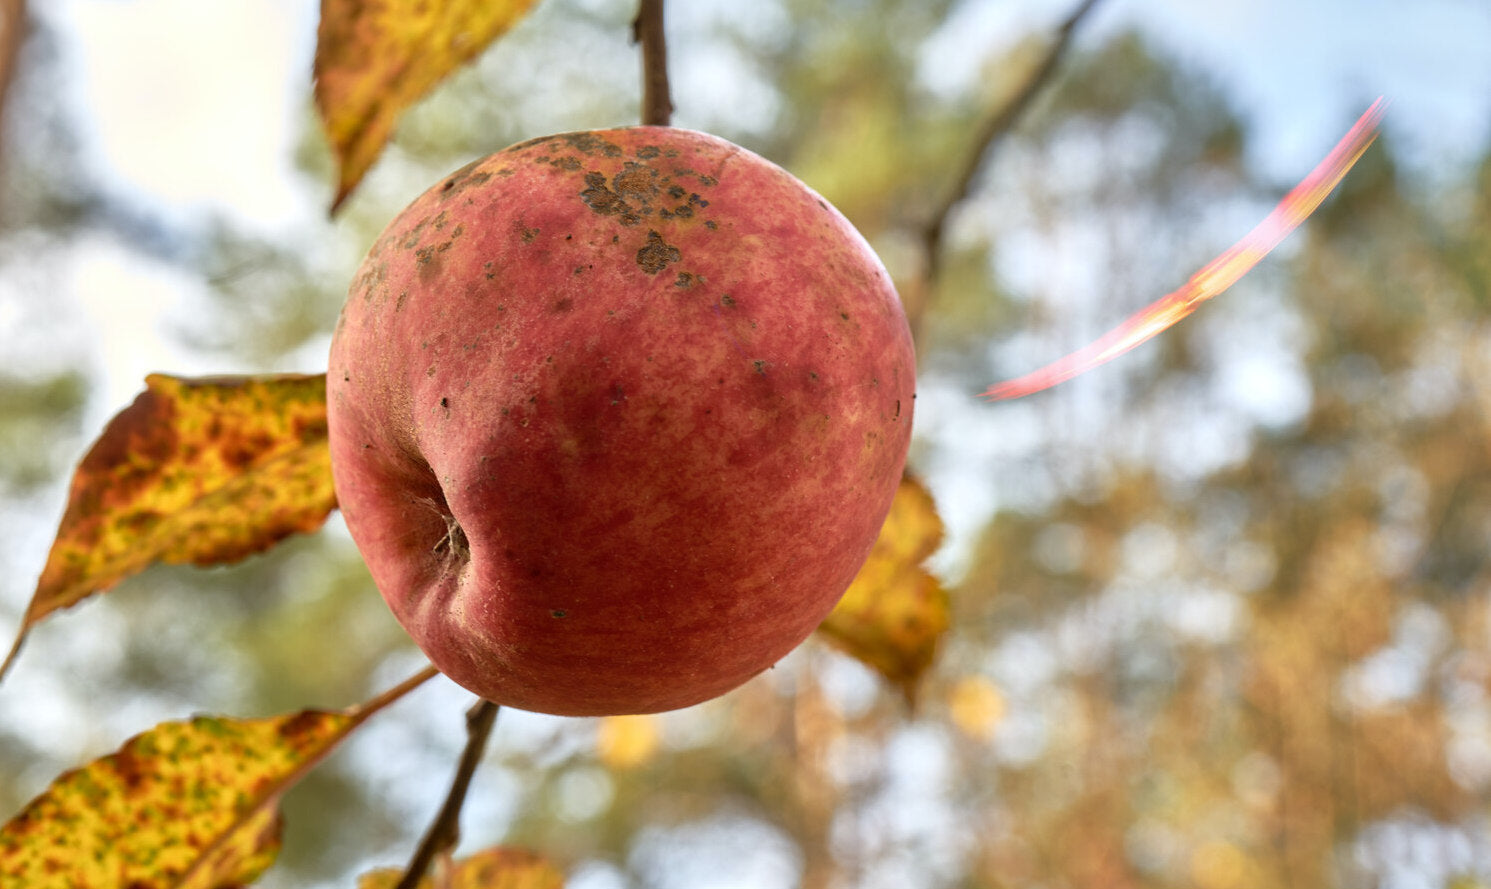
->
[1190,840,1262,889]
[0,667,436,889]
[315,0,541,212]
[358,847,566,889]
[596,714,660,770]
[1,373,335,680]
[816,475,950,703]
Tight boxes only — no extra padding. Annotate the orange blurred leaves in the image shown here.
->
[358,847,566,889]
[817,475,949,702]
[947,674,1006,740]
[985,98,1386,400]
[596,714,660,770]
[3,373,335,680]
[315,0,540,212]
[0,667,434,889]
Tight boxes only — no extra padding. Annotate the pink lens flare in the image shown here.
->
[983,98,1387,401]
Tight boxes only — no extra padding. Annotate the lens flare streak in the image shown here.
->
[983,98,1386,401]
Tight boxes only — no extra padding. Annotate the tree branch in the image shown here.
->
[632,0,672,126]
[909,0,1104,335]
[394,699,501,889]
[0,0,28,180]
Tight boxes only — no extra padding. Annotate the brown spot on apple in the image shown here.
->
[635,231,681,274]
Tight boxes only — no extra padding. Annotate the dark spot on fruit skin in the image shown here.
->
[674,272,693,288]
[437,160,491,201]
[560,132,623,157]
[637,146,661,159]
[720,293,735,307]
[551,610,567,618]
[636,231,681,274]
[704,220,718,230]
[840,311,850,320]
[401,219,430,250]
[612,162,659,200]
[753,360,769,376]
[396,291,409,312]
[580,172,642,226]
[554,298,573,312]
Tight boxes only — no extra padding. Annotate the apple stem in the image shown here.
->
[910,0,1104,337]
[394,698,502,889]
[632,0,673,126]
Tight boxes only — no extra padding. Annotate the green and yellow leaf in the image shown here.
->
[358,846,566,889]
[2,373,334,679]
[817,474,949,702]
[0,667,435,889]
[315,0,541,212]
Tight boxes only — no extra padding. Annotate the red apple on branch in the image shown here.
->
[327,127,915,716]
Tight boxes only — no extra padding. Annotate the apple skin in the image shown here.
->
[328,127,914,716]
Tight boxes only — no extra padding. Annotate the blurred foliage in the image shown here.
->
[1,1,1490,889]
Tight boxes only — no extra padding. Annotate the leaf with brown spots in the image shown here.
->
[1,374,335,680]
[0,666,437,889]
[315,0,541,212]
[817,474,950,703]
[358,846,566,889]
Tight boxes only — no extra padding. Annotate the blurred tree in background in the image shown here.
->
[2,1,1490,888]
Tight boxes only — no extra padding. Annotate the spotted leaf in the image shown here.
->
[817,475,949,702]
[358,846,566,889]
[2,373,334,680]
[0,667,434,888]
[315,0,541,212]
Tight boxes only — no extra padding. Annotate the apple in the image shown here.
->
[327,127,914,716]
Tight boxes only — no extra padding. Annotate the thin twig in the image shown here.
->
[910,0,1104,334]
[0,0,28,219]
[632,0,672,126]
[394,699,501,889]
